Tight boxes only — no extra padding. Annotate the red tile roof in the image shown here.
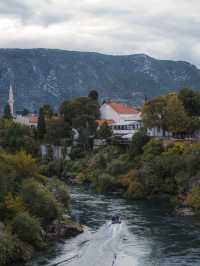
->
[29,116,38,124]
[108,102,139,114]
[96,119,114,126]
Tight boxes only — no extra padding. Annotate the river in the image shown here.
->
[25,186,200,266]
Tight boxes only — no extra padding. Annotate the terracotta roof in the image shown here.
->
[29,116,38,124]
[96,119,114,126]
[108,102,139,114]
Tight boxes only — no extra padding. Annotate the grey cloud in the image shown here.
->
[0,0,199,67]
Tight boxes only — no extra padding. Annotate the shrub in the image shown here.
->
[107,159,127,176]
[142,139,164,161]
[21,179,63,225]
[96,173,116,193]
[165,142,185,155]
[12,212,43,248]
[121,170,145,199]
[47,178,70,209]
[187,187,200,212]
[130,129,150,157]
[4,193,26,219]
[0,229,16,266]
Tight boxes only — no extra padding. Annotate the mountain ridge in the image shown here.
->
[0,48,199,112]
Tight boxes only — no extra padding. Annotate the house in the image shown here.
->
[99,102,142,140]
[15,114,38,127]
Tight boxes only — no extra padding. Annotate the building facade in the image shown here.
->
[99,102,142,140]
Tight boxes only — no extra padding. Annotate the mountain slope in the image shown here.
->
[0,48,200,112]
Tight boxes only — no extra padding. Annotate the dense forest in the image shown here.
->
[1,88,200,265]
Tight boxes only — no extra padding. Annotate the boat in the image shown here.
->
[111,215,121,224]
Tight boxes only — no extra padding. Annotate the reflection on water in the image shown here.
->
[25,186,200,266]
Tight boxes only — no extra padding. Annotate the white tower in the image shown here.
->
[8,85,14,116]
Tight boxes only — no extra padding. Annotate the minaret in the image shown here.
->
[8,85,14,116]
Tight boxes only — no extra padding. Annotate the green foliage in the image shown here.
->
[0,119,38,154]
[142,91,200,135]
[165,94,189,133]
[22,108,30,116]
[178,88,200,116]
[130,129,150,156]
[41,104,53,118]
[3,104,12,120]
[97,122,112,140]
[11,212,43,248]
[107,159,127,176]
[0,229,16,266]
[21,179,63,225]
[4,193,26,219]
[142,96,168,131]
[96,173,117,193]
[187,187,200,212]
[0,151,42,203]
[47,178,70,209]
[45,118,72,145]
[37,107,46,139]
[142,139,164,161]
[60,97,100,127]
[88,90,99,101]
[122,170,145,199]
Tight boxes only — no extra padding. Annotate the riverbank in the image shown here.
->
[0,151,83,266]
[64,135,200,215]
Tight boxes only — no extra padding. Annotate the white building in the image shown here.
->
[99,102,142,140]
[15,114,38,127]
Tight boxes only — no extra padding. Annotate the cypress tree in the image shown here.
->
[37,108,46,139]
[88,90,99,101]
[3,103,12,119]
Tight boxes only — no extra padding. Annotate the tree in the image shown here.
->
[165,94,189,134]
[41,104,53,119]
[3,104,12,120]
[22,108,30,116]
[21,179,63,225]
[130,129,150,156]
[37,108,46,139]
[12,211,43,247]
[45,118,72,145]
[142,96,168,133]
[178,88,200,116]
[97,122,112,140]
[88,90,99,101]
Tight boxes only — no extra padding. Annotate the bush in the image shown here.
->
[40,160,65,178]
[4,193,26,219]
[0,229,16,266]
[12,212,43,248]
[47,178,70,209]
[121,170,145,199]
[21,179,63,225]
[107,159,127,176]
[130,129,150,157]
[96,173,116,193]
[142,139,164,161]
[187,187,200,212]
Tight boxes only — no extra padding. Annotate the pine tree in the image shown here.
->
[37,108,46,139]
[3,103,12,119]
[88,90,99,101]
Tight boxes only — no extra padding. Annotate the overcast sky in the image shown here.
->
[0,0,200,66]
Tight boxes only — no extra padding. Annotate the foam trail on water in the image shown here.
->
[58,221,138,266]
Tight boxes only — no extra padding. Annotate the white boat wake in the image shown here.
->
[50,221,138,266]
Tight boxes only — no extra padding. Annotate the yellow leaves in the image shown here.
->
[4,193,26,216]
[121,170,145,199]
